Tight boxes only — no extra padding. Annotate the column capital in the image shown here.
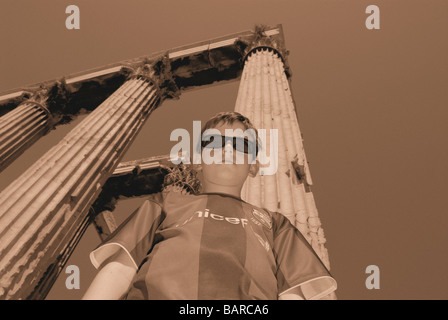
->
[25,78,74,126]
[235,25,291,77]
[124,54,180,101]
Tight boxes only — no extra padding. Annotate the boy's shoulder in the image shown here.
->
[145,191,165,207]
[246,203,293,234]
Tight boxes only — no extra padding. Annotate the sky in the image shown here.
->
[0,0,447,300]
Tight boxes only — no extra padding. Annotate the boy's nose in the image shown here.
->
[223,141,234,162]
[224,141,233,153]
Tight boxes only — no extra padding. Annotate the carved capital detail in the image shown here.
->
[235,25,291,77]
[124,54,181,101]
[26,78,74,125]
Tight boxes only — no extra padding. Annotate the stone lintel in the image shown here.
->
[90,155,174,215]
[0,24,284,112]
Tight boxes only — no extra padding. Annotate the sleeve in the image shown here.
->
[272,212,337,300]
[89,198,164,271]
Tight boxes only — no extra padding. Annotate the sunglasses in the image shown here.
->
[201,134,258,155]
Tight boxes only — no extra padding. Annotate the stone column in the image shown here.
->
[0,55,179,299]
[0,99,53,173]
[0,67,133,174]
[234,33,331,270]
[0,80,74,174]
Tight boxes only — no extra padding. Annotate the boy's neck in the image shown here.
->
[201,183,242,199]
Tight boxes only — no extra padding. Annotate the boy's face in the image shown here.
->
[200,121,257,191]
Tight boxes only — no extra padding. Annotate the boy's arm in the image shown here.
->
[278,286,305,300]
[272,211,337,300]
[278,286,336,300]
[82,250,136,300]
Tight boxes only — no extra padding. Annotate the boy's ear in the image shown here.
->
[249,161,259,178]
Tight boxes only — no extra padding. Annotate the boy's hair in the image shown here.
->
[163,111,258,195]
[200,111,258,141]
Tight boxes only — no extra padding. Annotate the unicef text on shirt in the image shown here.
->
[174,208,249,228]
[169,121,279,175]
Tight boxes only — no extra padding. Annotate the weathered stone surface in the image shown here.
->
[0,72,170,299]
[234,47,330,270]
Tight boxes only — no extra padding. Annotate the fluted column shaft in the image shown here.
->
[0,101,52,173]
[235,48,330,269]
[0,66,174,298]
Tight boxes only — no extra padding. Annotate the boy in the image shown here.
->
[82,112,337,300]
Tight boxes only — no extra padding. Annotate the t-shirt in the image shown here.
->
[90,191,337,300]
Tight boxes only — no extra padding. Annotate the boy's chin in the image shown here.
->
[205,177,245,189]
[203,166,248,183]
[206,164,249,175]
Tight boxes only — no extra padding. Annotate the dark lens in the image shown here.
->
[201,135,213,148]
[202,134,223,149]
[242,138,250,154]
[231,137,251,154]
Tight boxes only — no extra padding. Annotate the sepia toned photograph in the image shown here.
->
[0,0,447,304]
